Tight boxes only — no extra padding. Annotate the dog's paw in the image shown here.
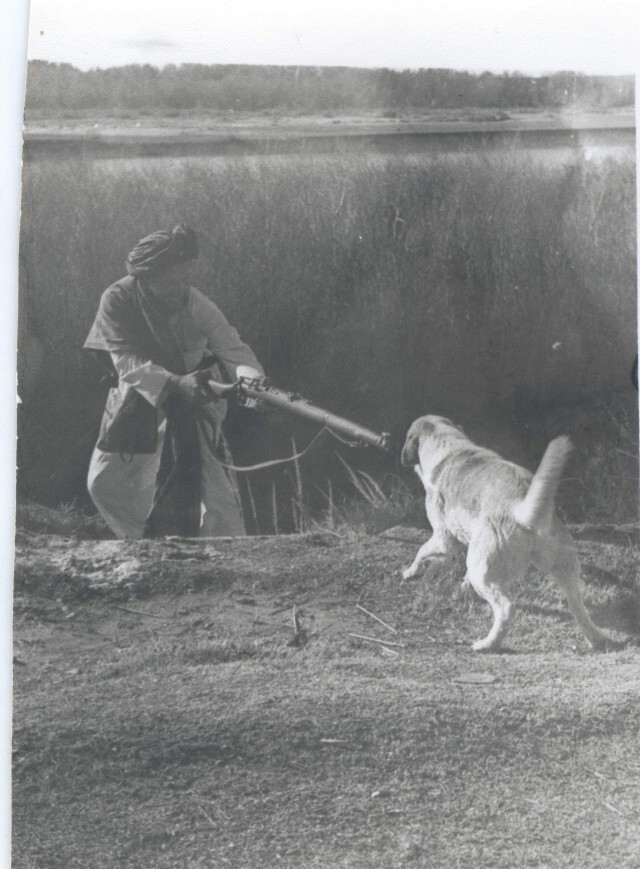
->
[472,638,498,652]
[401,566,417,580]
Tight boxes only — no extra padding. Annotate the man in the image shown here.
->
[84,222,265,539]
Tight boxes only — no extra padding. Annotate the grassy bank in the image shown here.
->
[18,147,638,524]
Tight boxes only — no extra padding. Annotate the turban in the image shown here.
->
[126,222,199,276]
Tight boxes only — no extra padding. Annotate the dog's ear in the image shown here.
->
[401,427,420,466]
[438,416,463,433]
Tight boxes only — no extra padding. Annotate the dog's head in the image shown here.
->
[400,415,463,466]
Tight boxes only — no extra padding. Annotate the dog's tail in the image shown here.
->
[512,436,573,531]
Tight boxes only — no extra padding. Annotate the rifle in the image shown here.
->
[206,376,392,453]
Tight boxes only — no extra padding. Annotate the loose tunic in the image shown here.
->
[84,276,263,538]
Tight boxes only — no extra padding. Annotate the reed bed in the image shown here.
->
[18,145,638,527]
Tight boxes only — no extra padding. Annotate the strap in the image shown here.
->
[208,427,330,473]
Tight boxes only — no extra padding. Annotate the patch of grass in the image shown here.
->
[180,638,262,665]
[15,501,113,539]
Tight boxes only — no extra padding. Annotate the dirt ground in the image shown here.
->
[12,507,640,868]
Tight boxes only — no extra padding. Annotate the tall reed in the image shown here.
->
[18,146,638,522]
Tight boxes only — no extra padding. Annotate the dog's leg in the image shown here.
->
[549,546,611,650]
[402,488,450,579]
[401,534,449,579]
[466,542,513,651]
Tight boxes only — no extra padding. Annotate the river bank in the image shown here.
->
[23,108,636,161]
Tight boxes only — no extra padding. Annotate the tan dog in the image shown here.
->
[401,415,611,651]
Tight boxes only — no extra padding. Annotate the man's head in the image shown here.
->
[146,260,196,311]
[126,222,198,277]
[126,222,199,311]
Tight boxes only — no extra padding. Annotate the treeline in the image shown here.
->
[25,61,634,113]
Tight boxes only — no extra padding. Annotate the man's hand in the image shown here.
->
[236,365,264,382]
[167,371,216,407]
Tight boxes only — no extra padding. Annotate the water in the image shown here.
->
[25,125,635,176]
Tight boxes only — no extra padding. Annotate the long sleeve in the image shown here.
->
[93,281,264,409]
[188,289,264,379]
[111,290,263,406]
[111,351,171,408]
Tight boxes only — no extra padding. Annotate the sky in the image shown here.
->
[23,0,640,76]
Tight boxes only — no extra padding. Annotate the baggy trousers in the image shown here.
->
[87,418,245,539]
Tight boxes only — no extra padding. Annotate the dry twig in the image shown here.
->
[108,605,165,619]
[603,801,627,819]
[348,633,405,648]
[356,604,398,634]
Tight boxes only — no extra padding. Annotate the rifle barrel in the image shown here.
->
[240,382,391,452]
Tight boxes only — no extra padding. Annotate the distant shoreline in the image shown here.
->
[24,107,635,137]
[22,109,636,161]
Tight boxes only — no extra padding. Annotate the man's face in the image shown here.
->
[148,261,193,311]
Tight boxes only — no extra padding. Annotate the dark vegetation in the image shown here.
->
[18,145,638,530]
[25,61,634,114]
